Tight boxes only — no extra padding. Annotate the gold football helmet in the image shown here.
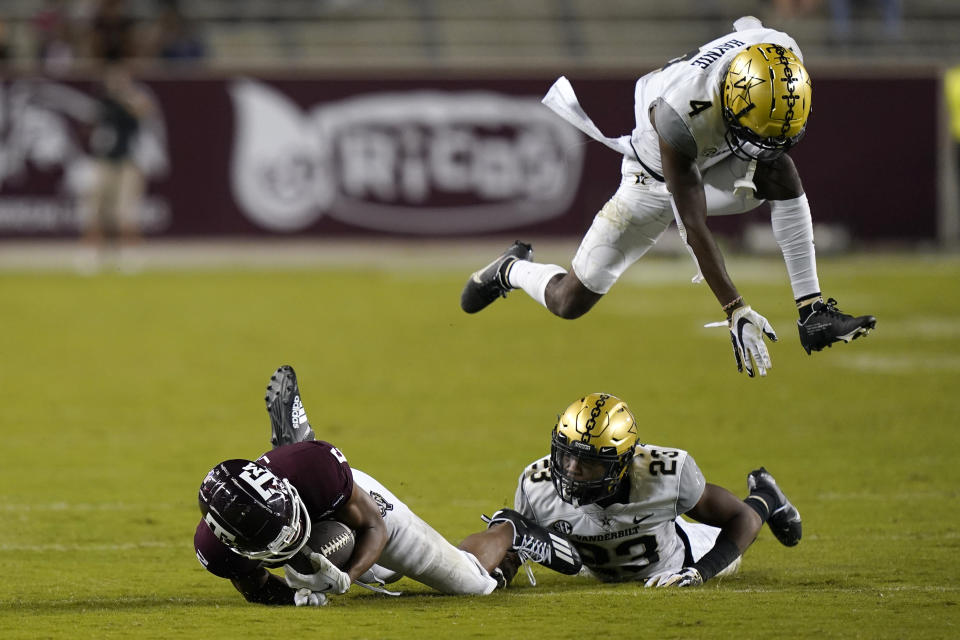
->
[550,393,639,506]
[721,43,812,160]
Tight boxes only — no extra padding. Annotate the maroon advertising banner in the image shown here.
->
[0,71,936,240]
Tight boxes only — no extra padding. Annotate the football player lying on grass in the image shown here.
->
[508,392,802,587]
[193,366,580,607]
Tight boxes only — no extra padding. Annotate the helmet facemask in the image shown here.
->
[551,434,632,506]
[230,479,311,562]
[721,117,805,161]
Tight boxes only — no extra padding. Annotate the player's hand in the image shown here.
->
[284,553,351,595]
[292,588,328,607]
[644,567,703,588]
[728,306,777,377]
[643,570,674,588]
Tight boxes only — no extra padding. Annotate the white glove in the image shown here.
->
[293,588,328,607]
[728,306,777,377]
[644,567,704,588]
[643,570,674,588]
[284,552,352,595]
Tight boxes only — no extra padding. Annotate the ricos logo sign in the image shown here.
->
[229,80,584,234]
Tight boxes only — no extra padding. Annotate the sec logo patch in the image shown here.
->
[552,520,572,535]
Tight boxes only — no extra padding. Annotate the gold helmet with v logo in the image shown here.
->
[550,393,638,506]
[721,43,812,160]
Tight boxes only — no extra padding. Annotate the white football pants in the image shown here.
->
[676,517,742,578]
[352,469,498,595]
[572,155,764,294]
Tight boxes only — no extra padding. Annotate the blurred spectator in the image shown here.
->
[146,0,207,65]
[80,62,155,269]
[89,0,139,62]
[769,0,823,19]
[32,0,78,74]
[829,0,902,43]
[0,20,12,70]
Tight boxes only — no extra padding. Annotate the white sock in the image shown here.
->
[507,260,567,308]
[770,194,821,300]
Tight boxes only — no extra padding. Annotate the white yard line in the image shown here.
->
[831,354,960,373]
[0,541,174,552]
[0,502,181,511]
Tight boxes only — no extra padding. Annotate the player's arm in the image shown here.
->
[656,127,741,311]
[332,482,389,582]
[646,459,764,589]
[669,482,760,585]
[195,519,300,605]
[655,104,778,377]
[231,569,299,606]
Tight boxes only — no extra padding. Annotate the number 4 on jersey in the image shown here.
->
[688,100,712,117]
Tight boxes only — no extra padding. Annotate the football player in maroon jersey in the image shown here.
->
[193,366,581,606]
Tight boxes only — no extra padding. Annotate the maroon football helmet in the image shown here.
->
[198,459,312,562]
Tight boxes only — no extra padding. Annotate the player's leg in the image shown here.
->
[745,467,802,547]
[675,519,743,579]
[673,467,802,581]
[458,240,595,318]
[350,470,499,595]
[459,240,535,313]
[699,155,767,216]
[674,466,802,580]
[460,158,673,319]
[551,161,674,317]
[115,161,144,245]
[265,365,315,448]
[512,258,596,320]
[101,165,122,241]
[80,161,107,243]
[682,469,801,551]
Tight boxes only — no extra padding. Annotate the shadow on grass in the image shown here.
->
[1,596,236,614]
[0,581,591,616]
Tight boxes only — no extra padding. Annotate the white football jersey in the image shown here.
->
[629,18,803,177]
[515,444,706,582]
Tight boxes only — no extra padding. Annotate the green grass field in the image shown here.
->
[1,249,958,639]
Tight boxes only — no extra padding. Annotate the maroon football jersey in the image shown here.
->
[194,440,353,578]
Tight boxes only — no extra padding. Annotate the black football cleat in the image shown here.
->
[798,297,876,354]
[460,241,533,313]
[483,508,581,575]
[748,467,802,547]
[265,365,315,448]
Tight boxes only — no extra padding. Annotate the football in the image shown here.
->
[286,519,355,573]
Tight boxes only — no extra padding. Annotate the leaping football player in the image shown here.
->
[193,366,581,606]
[460,16,875,378]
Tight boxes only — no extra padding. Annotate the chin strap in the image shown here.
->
[733,159,758,196]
